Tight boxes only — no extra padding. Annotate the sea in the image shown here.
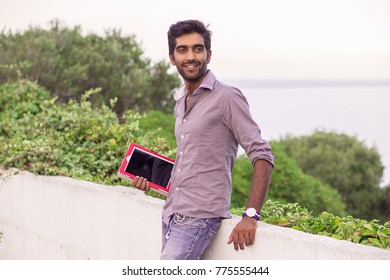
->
[225,79,390,187]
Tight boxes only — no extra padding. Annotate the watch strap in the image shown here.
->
[242,208,260,221]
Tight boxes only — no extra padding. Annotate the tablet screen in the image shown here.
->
[118,143,174,195]
[125,147,173,189]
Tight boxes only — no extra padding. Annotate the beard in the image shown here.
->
[176,60,208,83]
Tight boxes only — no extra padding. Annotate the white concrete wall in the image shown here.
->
[0,170,389,260]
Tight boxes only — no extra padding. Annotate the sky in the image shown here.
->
[1,0,390,185]
[1,0,390,80]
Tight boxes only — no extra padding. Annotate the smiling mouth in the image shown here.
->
[183,63,199,70]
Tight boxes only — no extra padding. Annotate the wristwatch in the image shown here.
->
[243,208,260,221]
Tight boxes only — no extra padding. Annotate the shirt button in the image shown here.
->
[176,188,180,191]
[179,152,183,155]
[180,135,184,139]
[178,169,181,173]
[183,119,187,123]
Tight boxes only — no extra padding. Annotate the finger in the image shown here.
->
[141,179,151,192]
[133,178,141,188]
[234,238,239,251]
[248,230,255,246]
[232,232,239,251]
[244,232,251,247]
[131,176,139,187]
[145,181,150,192]
[238,232,245,250]
[227,234,233,245]
[140,178,148,191]
[135,177,146,189]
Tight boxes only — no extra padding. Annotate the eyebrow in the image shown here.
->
[175,44,205,50]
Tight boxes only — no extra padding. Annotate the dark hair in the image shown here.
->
[167,20,212,55]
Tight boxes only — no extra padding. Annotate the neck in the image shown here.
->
[184,71,208,96]
[185,82,199,96]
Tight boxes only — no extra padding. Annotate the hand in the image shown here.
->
[131,176,150,192]
[227,217,257,251]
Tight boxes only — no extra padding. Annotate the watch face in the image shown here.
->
[246,208,256,217]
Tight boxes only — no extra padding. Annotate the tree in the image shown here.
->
[232,142,347,216]
[279,130,384,220]
[378,185,390,221]
[0,19,180,115]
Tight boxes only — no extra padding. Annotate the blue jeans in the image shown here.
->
[160,213,223,260]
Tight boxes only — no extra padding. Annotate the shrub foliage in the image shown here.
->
[0,80,174,185]
[0,20,180,115]
[232,143,347,217]
[232,200,390,250]
[279,131,386,221]
[0,80,388,250]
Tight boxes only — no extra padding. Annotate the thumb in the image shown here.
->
[227,234,233,244]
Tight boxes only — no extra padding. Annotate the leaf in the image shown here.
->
[363,224,374,231]
[351,235,361,243]
[383,228,390,235]
[359,229,375,237]
[331,234,343,240]
[368,238,382,248]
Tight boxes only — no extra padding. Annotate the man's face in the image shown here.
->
[169,33,212,83]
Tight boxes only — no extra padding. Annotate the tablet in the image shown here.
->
[118,143,174,195]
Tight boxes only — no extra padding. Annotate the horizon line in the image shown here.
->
[222,78,390,88]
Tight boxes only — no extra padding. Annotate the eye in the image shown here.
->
[176,47,186,53]
[194,46,204,52]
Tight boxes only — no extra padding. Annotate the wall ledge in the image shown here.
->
[0,170,389,260]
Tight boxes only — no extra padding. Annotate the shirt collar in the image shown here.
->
[172,70,216,101]
[172,85,186,101]
[198,70,216,91]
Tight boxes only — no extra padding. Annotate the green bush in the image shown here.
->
[232,200,390,250]
[0,79,49,137]
[279,131,385,221]
[1,80,388,250]
[232,142,347,216]
[139,110,177,152]
[0,80,174,186]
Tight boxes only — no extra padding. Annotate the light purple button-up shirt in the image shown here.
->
[162,70,274,224]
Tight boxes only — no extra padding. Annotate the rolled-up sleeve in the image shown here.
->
[220,88,274,167]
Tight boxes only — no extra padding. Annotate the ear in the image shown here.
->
[207,50,212,64]
[169,54,176,66]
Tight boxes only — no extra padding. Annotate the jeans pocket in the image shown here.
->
[206,218,222,237]
[165,214,177,240]
[194,218,223,259]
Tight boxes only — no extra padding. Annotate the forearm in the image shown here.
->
[246,159,273,211]
[227,159,273,250]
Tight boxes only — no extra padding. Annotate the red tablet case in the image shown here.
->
[118,143,174,195]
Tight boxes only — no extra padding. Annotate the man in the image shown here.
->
[132,19,274,260]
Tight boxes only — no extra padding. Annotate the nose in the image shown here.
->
[185,49,195,60]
